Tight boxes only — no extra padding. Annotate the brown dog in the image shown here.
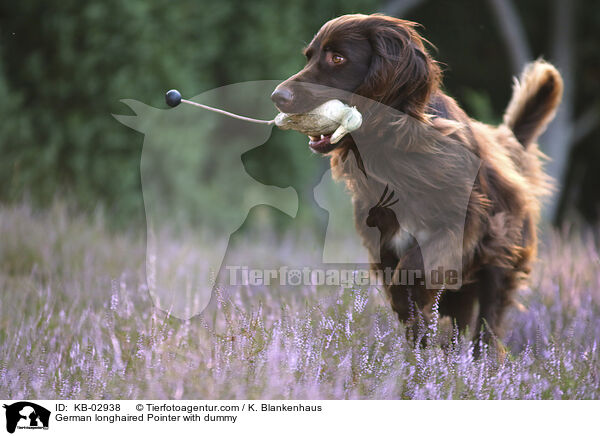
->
[271,14,562,354]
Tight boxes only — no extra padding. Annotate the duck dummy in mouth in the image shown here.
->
[164,90,362,151]
[274,100,362,149]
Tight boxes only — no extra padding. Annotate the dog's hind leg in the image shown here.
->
[439,284,478,334]
[473,265,518,358]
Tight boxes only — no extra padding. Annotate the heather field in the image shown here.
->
[1,202,599,400]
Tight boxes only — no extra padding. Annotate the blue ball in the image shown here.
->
[165,89,182,107]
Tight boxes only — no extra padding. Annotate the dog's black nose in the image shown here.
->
[271,87,293,110]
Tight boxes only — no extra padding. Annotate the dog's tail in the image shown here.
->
[503,59,563,148]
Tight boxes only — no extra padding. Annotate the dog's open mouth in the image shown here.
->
[308,133,336,153]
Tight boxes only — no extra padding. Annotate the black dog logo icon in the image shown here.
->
[3,402,50,434]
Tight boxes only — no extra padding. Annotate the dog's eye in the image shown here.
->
[327,52,346,65]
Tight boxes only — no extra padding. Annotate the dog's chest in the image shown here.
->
[333,155,430,258]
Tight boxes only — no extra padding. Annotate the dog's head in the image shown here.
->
[271,14,441,153]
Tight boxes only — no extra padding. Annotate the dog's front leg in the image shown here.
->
[386,244,440,347]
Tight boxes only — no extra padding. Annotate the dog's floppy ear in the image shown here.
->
[356,17,441,121]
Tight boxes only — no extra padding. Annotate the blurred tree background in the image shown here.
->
[1,0,598,231]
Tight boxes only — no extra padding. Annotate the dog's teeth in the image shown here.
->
[320,134,325,140]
